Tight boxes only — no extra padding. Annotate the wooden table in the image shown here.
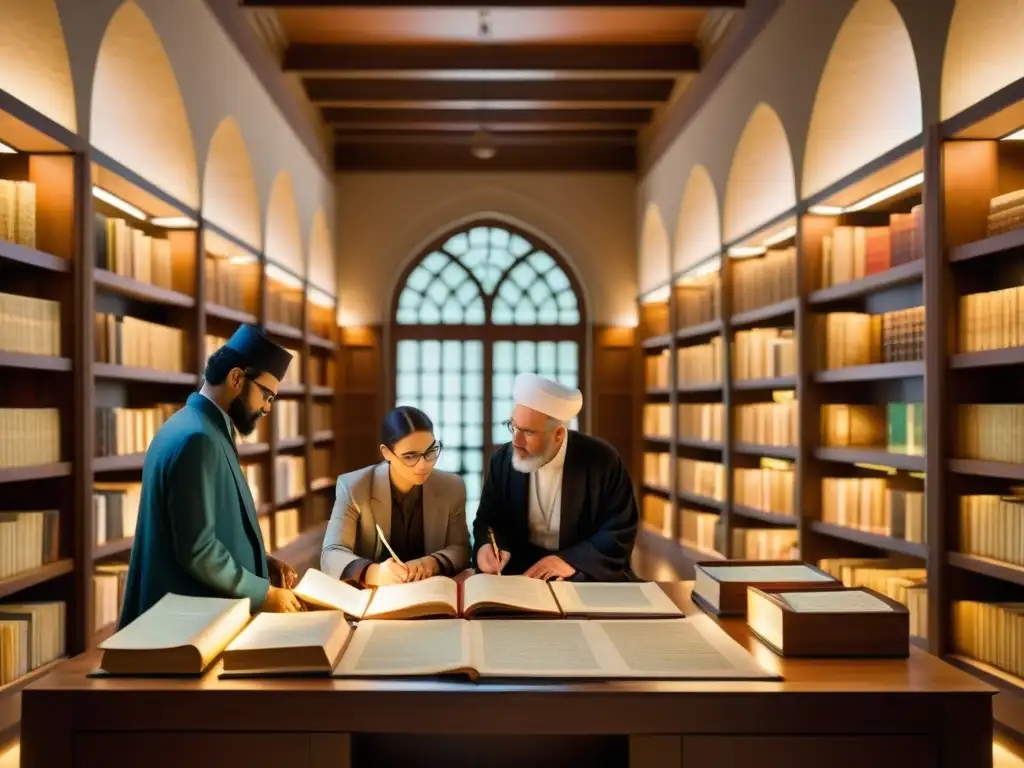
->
[20,582,996,768]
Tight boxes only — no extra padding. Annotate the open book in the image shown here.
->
[97,593,251,675]
[222,611,353,675]
[294,569,684,620]
[327,614,775,681]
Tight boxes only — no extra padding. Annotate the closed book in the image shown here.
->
[746,586,909,657]
[692,560,840,616]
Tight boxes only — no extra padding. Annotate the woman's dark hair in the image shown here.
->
[381,406,434,451]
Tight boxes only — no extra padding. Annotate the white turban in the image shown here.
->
[513,373,582,421]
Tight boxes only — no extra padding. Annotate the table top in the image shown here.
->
[28,581,994,698]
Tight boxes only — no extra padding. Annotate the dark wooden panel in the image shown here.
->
[248,0,743,6]
[307,78,675,103]
[681,736,936,768]
[75,733,315,768]
[325,107,653,126]
[335,139,636,171]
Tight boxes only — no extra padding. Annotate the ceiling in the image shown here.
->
[241,2,746,172]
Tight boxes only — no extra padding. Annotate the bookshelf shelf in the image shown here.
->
[0,656,67,700]
[732,504,798,526]
[277,436,306,451]
[271,520,329,563]
[643,435,671,447]
[93,363,198,386]
[948,226,1024,264]
[677,436,723,451]
[950,347,1024,369]
[206,302,256,325]
[93,538,134,560]
[311,477,334,492]
[275,493,306,510]
[645,387,671,397]
[237,442,269,458]
[949,458,1024,481]
[676,319,722,343]
[641,333,673,350]
[677,382,723,395]
[0,352,71,372]
[307,333,335,351]
[277,383,306,397]
[93,454,146,473]
[642,483,672,499]
[93,268,195,309]
[808,259,924,305]
[680,541,725,562]
[733,376,796,391]
[730,297,798,328]
[813,361,924,383]
[310,386,335,398]
[677,489,724,511]
[312,430,334,444]
[264,320,303,342]
[0,239,69,274]
[0,463,72,484]
[948,552,1024,588]
[0,559,74,600]
[814,447,925,472]
[809,520,927,559]
[734,443,797,460]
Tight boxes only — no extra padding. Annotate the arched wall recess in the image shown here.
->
[202,116,262,252]
[0,0,76,132]
[673,164,721,274]
[639,203,671,296]
[264,169,304,277]
[90,1,199,209]
[307,207,336,297]
[802,0,923,198]
[722,102,797,245]
[942,0,1024,121]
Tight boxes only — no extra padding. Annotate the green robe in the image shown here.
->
[117,392,269,629]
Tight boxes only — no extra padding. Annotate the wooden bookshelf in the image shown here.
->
[0,88,342,743]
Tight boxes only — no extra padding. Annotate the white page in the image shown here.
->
[363,575,458,618]
[471,620,608,677]
[225,611,345,652]
[463,574,560,614]
[781,590,894,613]
[700,564,835,582]
[294,568,372,618]
[549,581,683,616]
[334,619,468,676]
[100,593,249,651]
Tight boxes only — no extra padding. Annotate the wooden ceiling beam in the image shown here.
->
[304,78,676,104]
[248,1,742,7]
[284,43,699,76]
[335,128,637,145]
[322,106,653,127]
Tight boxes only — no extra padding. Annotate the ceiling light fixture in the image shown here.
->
[0,141,15,154]
[810,172,925,216]
[150,216,196,229]
[471,128,497,160]
[92,186,147,221]
[1000,128,1024,141]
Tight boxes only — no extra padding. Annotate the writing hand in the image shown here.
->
[477,544,510,575]
[365,558,409,586]
[524,555,575,581]
[405,556,440,582]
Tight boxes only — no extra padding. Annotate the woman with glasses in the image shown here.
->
[321,406,469,586]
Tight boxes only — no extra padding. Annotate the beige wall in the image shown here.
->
[638,0,978,289]
[335,172,637,327]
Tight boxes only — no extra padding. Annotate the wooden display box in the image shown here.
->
[692,559,841,617]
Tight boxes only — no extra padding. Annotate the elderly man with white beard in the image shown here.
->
[472,373,640,582]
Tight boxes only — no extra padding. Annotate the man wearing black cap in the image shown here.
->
[117,324,303,628]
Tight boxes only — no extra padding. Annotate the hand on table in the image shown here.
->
[476,544,511,575]
[263,585,303,612]
[365,558,409,586]
[524,555,576,581]
[267,555,298,589]
[404,556,440,582]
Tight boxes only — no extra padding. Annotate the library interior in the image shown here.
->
[3,0,1024,766]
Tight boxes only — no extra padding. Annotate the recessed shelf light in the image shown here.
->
[92,186,147,221]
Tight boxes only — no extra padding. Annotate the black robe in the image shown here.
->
[471,431,639,582]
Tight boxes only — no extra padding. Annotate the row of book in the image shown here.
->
[95,213,175,289]
[818,557,927,640]
[95,313,186,373]
[204,254,259,315]
[952,601,1024,681]
[820,479,925,543]
[643,404,671,439]
[644,351,670,390]
[681,508,719,555]
[0,291,61,357]
[678,336,723,386]
[957,404,1024,464]
[735,397,798,447]
[674,272,720,328]
[273,507,301,551]
[274,401,303,440]
[0,510,60,579]
[732,247,796,315]
[959,495,1024,567]
[734,462,795,518]
[985,189,1024,238]
[95,404,180,458]
[310,447,333,482]
[0,601,65,686]
[95,563,129,632]
[679,403,724,442]
[958,286,1024,354]
[93,483,140,546]
[818,308,925,369]
[0,178,36,249]
[275,454,306,503]
[818,209,923,289]
[0,408,60,468]
[312,403,333,433]
[245,464,264,509]
[820,402,925,456]
[678,457,726,501]
[266,283,303,330]
[733,328,796,380]
[310,355,337,388]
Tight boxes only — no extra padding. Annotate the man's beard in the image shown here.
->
[511,439,558,474]
[227,382,263,436]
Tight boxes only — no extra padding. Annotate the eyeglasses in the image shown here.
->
[502,419,551,440]
[396,441,443,467]
[245,374,276,405]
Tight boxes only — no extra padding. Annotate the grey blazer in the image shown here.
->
[321,462,470,580]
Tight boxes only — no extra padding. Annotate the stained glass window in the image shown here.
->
[393,223,585,532]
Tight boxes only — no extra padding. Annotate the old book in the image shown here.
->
[331,615,776,681]
[692,560,840,616]
[548,581,684,618]
[747,586,909,657]
[97,593,251,675]
[221,611,353,676]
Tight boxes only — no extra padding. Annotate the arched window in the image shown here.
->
[392,221,587,528]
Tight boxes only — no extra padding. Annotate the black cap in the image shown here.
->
[224,324,293,381]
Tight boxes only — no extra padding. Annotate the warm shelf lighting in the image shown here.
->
[229,254,259,265]
[151,216,196,229]
[808,205,844,216]
[844,172,924,213]
[677,256,721,284]
[763,225,797,247]
[266,262,304,290]
[308,287,335,308]
[1000,128,1024,141]
[92,186,147,221]
[727,245,766,258]
[0,141,15,154]
[640,285,671,304]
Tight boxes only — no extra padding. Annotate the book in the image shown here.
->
[294,569,683,620]
[328,615,776,681]
[692,560,840,616]
[221,610,353,676]
[97,593,251,675]
[746,586,909,657]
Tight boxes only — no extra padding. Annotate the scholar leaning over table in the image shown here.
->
[473,372,640,581]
